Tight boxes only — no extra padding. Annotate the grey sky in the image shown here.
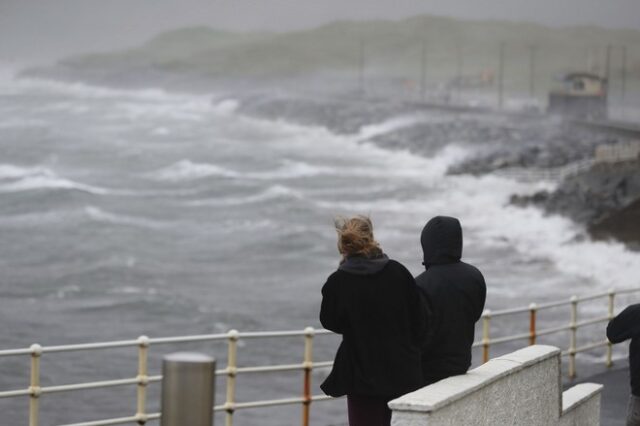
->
[1,0,639,64]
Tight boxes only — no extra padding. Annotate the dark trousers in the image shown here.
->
[347,394,392,426]
[629,394,640,426]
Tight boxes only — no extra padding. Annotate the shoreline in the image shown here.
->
[11,69,640,250]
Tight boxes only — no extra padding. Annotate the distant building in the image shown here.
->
[548,72,607,119]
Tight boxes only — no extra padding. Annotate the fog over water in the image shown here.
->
[2,0,640,63]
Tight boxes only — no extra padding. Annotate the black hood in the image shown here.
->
[420,216,462,268]
[338,252,389,275]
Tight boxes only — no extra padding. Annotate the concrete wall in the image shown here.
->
[389,345,602,426]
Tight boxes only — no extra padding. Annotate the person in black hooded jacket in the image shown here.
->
[415,216,486,385]
[320,216,426,426]
[607,304,640,426]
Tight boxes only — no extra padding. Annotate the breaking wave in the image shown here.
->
[0,164,110,195]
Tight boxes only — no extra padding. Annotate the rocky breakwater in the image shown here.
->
[236,93,640,248]
[511,159,640,249]
[447,120,640,250]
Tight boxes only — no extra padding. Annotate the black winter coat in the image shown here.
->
[415,216,486,384]
[607,304,640,396]
[319,256,426,398]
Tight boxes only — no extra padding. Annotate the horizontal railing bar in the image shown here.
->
[214,393,339,412]
[486,287,640,317]
[44,340,141,353]
[536,324,572,337]
[574,340,610,354]
[561,340,610,356]
[575,316,611,328]
[42,378,140,394]
[488,332,532,345]
[617,288,640,295]
[0,389,30,398]
[575,292,612,303]
[61,413,163,426]
[237,329,332,339]
[0,360,339,400]
[311,394,337,402]
[148,333,228,344]
[234,397,305,410]
[489,306,530,317]
[236,363,303,374]
[59,415,142,426]
[0,348,32,357]
[535,300,576,311]
[0,329,337,357]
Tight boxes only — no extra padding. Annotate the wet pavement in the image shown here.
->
[571,361,630,426]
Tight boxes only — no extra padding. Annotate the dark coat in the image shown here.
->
[319,255,426,398]
[607,303,640,396]
[415,216,486,384]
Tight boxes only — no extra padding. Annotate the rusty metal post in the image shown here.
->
[160,352,215,426]
[482,310,491,363]
[529,303,537,346]
[302,327,314,426]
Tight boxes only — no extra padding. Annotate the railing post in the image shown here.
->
[606,289,615,368]
[29,344,42,426]
[302,327,314,426]
[136,335,150,425]
[160,352,215,426]
[225,330,239,426]
[569,296,578,379]
[482,310,491,363]
[529,303,537,346]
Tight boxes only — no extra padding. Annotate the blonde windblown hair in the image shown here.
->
[334,215,382,258]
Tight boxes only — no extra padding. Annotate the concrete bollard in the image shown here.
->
[160,352,216,426]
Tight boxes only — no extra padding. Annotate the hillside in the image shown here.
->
[24,15,640,95]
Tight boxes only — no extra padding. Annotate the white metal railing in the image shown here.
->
[0,328,335,426]
[475,287,640,378]
[0,287,638,426]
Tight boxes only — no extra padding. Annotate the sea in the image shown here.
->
[0,70,639,425]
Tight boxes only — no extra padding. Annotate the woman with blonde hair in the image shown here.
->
[319,216,426,426]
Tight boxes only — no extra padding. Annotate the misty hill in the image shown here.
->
[26,15,640,95]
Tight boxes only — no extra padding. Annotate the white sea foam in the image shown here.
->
[149,158,334,183]
[149,160,240,181]
[0,164,111,195]
[355,114,427,141]
[188,184,303,207]
[213,98,240,115]
[0,164,51,180]
[0,175,109,195]
[250,115,638,294]
[84,206,166,229]
[248,159,334,180]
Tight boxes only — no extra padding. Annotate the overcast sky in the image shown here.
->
[1,0,639,65]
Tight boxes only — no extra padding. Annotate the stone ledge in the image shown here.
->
[389,345,560,413]
[562,383,603,415]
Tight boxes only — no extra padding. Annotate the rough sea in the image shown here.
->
[1,71,639,425]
